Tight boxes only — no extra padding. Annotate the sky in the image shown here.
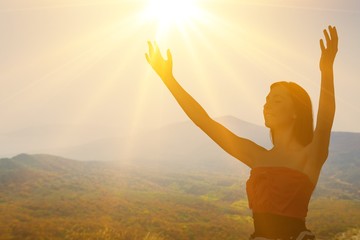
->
[0,0,359,145]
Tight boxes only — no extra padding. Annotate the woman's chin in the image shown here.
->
[264,120,272,128]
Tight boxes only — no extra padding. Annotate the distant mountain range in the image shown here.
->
[0,115,359,198]
[1,115,359,165]
[57,116,271,172]
[45,116,360,166]
[54,115,360,192]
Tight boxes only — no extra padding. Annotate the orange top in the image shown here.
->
[246,166,315,220]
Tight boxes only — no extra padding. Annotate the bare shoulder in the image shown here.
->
[250,147,271,167]
[251,146,322,185]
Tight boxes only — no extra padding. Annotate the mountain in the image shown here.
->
[58,116,271,171]
[0,124,122,158]
[1,115,359,197]
[0,153,84,186]
[318,131,360,198]
[57,116,360,186]
[5,115,357,199]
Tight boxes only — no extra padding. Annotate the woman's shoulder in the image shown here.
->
[251,146,322,186]
[251,147,307,167]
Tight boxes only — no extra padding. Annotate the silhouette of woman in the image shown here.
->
[145,25,338,240]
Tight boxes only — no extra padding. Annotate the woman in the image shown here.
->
[145,25,338,240]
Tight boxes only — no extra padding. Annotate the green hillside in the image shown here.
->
[0,153,359,239]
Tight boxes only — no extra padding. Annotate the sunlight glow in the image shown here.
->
[145,0,200,22]
[142,0,203,34]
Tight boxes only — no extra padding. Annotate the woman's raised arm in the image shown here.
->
[310,26,338,167]
[145,41,266,168]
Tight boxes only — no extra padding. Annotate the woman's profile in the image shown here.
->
[145,25,338,240]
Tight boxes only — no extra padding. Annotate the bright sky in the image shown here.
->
[0,0,359,143]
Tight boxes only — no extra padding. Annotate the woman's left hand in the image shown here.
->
[319,25,338,72]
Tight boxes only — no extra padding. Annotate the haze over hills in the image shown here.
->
[43,115,360,188]
[1,112,360,200]
[0,124,120,158]
[57,116,271,172]
[1,115,359,184]
[0,115,271,168]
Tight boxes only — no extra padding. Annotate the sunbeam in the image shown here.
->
[1,0,359,158]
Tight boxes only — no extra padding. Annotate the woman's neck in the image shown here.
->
[271,126,302,152]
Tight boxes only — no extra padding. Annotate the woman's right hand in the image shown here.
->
[145,41,174,80]
[319,25,338,72]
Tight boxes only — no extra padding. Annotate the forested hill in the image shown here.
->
[1,118,360,239]
[0,152,360,239]
[0,153,253,240]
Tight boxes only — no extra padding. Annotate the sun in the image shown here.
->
[143,0,202,30]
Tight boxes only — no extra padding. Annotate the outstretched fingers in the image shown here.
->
[323,28,331,47]
[146,41,163,64]
[321,25,338,52]
[320,39,325,52]
[329,26,338,40]
[154,41,159,52]
[329,26,338,51]
[145,41,173,70]
[154,41,166,61]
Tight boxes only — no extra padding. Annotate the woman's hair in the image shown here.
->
[269,81,314,147]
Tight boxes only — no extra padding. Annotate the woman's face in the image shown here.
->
[263,85,297,130]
